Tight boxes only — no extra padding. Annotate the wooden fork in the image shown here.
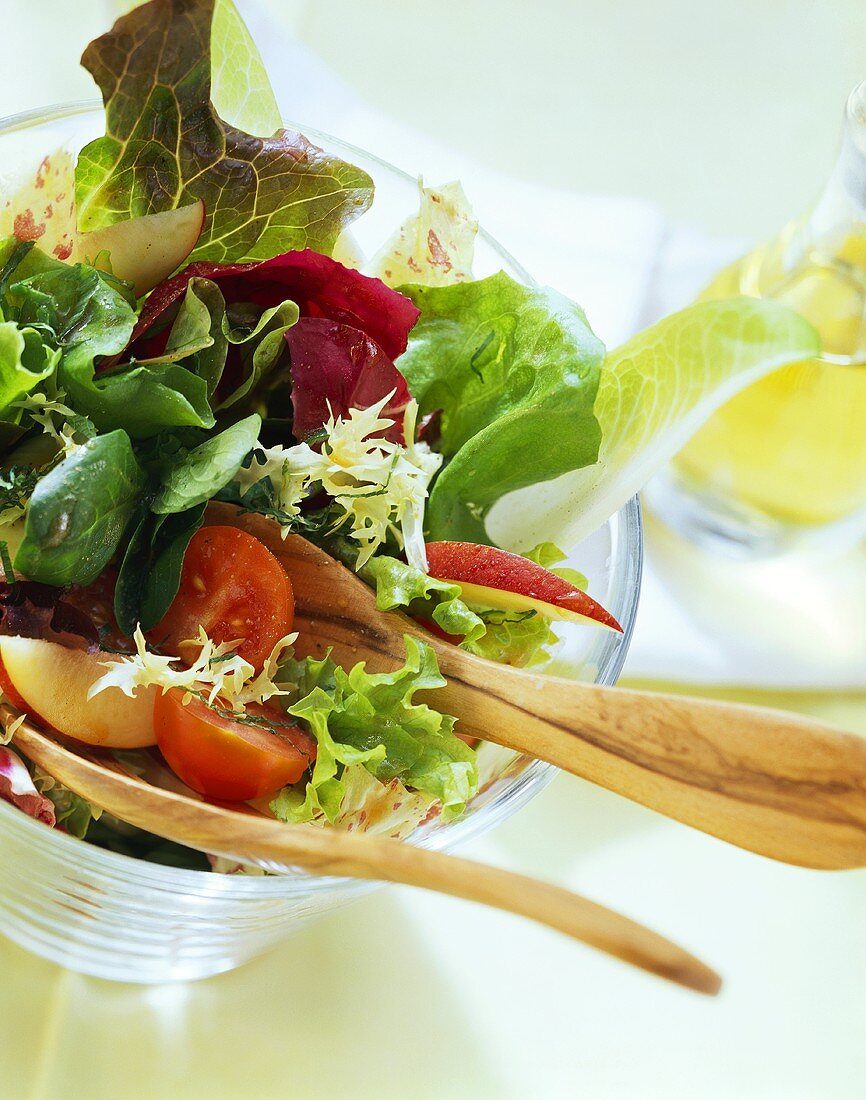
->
[210,504,866,871]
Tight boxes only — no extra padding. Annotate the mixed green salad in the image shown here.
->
[0,0,820,871]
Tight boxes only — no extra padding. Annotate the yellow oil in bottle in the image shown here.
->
[673,219,866,530]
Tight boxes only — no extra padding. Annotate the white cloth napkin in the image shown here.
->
[242,1,866,690]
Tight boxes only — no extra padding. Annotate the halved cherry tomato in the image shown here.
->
[154,689,316,801]
[148,526,294,671]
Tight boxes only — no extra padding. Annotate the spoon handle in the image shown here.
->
[432,655,866,870]
[9,719,719,995]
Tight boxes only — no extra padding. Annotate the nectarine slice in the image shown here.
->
[0,636,157,748]
[425,542,622,631]
[75,200,206,298]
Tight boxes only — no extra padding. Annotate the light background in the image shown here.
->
[2,3,866,1098]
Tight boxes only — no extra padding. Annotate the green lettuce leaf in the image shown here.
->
[523,542,588,590]
[397,271,603,542]
[136,279,299,409]
[272,637,477,824]
[0,321,60,422]
[33,770,103,839]
[15,431,145,586]
[361,553,554,667]
[360,554,486,643]
[4,253,215,438]
[76,0,374,262]
[461,609,553,668]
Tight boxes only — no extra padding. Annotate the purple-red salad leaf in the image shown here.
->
[0,747,56,826]
[287,318,410,443]
[127,250,419,362]
[0,582,100,651]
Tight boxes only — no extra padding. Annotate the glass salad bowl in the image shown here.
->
[0,103,643,983]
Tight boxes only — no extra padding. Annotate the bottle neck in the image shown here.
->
[745,86,866,365]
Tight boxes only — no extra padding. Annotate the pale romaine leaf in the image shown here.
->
[325,764,434,838]
[368,180,477,288]
[486,298,822,549]
[0,147,78,262]
[398,271,603,542]
[76,0,374,262]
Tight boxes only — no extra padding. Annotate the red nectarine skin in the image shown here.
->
[425,542,623,632]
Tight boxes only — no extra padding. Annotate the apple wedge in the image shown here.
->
[74,200,206,298]
[425,542,623,632]
[0,636,157,748]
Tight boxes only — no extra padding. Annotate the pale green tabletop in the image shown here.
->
[2,3,866,1098]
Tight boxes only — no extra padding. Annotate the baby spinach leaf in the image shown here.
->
[77,0,374,262]
[7,262,135,361]
[15,431,145,586]
[151,414,261,515]
[63,360,215,439]
[217,298,299,409]
[133,278,226,377]
[127,277,298,411]
[7,257,215,438]
[397,272,604,542]
[114,504,206,634]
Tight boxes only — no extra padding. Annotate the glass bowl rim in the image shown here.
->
[0,100,644,899]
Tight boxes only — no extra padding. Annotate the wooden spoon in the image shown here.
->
[211,505,866,871]
[5,716,720,995]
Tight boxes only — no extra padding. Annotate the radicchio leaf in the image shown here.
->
[127,249,420,363]
[287,318,410,443]
[0,582,100,651]
[0,747,56,826]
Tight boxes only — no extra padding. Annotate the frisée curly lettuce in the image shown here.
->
[0,0,820,869]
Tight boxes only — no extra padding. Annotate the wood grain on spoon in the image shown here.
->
[5,717,719,996]
[212,505,866,871]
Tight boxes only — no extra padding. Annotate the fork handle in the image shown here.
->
[432,654,866,870]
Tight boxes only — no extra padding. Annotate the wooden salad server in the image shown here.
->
[5,716,720,996]
[212,506,866,872]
